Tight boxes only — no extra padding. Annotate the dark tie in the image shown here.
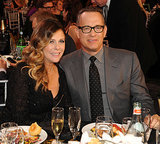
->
[89,56,104,122]
[103,5,108,24]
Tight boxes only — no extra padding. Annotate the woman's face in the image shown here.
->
[57,0,63,11]
[43,29,65,64]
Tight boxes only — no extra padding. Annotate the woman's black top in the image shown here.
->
[0,62,72,136]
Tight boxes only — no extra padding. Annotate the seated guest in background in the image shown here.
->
[91,0,157,75]
[137,0,150,24]
[24,9,76,55]
[63,0,82,49]
[0,18,72,136]
[53,0,64,16]
[60,7,159,126]
[147,1,160,78]
[39,0,64,25]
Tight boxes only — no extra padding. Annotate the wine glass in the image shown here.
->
[15,127,25,144]
[1,122,19,144]
[122,117,132,134]
[95,116,112,139]
[51,107,64,144]
[142,108,152,142]
[68,107,81,140]
[141,108,151,129]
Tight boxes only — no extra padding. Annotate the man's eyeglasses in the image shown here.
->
[78,25,104,33]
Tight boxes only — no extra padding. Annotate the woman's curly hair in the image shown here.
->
[22,18,64,91]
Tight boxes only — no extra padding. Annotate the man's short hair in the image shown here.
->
[76,6,104,24]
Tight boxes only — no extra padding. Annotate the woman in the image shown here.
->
[0,18,72,136]
[63,0,82,49]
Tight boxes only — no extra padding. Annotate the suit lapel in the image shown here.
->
[104,47,120,115]
[70,50,90,107]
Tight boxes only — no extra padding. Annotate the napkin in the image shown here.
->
[102,131,144,144]
[80,131,92,144]
[68,141,80,144]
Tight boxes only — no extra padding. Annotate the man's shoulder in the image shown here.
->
[61,49,81,64]
[108,47,136,57]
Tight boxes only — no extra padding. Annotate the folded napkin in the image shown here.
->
[102,132,143,144]
[81,130,144,144]
[80,131,92,144]
[68,141,80,144]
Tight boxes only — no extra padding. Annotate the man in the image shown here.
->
[91,0,157,75]
[60,7,155,123]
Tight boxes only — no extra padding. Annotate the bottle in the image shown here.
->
[0,18,11,55]
[126,102,147,144]
[16,28,26,60]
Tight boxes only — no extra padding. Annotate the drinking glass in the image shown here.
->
[0,130,6,144]
[95,116,112,139]
[51,107,64,144]
[122,117,132,134]
[1,122,19,144]
[141,108,151,129]
[68,107,81,140]
[156,129,160,144]
[141,108,152,141]
[15,127,25,144]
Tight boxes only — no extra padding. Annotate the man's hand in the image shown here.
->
[149,114,160,130]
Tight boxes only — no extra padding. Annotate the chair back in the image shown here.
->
[8,10,20,33]
[0,80,8,107]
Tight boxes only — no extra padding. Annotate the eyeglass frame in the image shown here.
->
[78,25,105,34]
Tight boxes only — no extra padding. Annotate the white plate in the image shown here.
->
[81,123,95,137]
[19,126,48,144]
[82,123,122,137]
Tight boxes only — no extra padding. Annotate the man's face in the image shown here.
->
[91,0,107,7]
[76,12,107,55]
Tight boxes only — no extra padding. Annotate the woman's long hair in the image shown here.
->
[23,18,64,91]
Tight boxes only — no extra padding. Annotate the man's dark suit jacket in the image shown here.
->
[106,0,157,74]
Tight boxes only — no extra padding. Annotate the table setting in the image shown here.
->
[0,105,159,144]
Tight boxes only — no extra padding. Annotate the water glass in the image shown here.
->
[51,107,64,144]
[0,130,6,144]
[1,122,19,144]
[68,107,81,140]
[142,108,151,127]
[15,127,25,144]
[156,129,160,144]
[95,116,112,139]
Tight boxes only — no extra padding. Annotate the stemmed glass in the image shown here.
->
[95,116,113,139]
[142,108,152,142]
[1,122,19,144]
[68,107,81,140]
[51,107,64,144]
[122,117,132,134]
